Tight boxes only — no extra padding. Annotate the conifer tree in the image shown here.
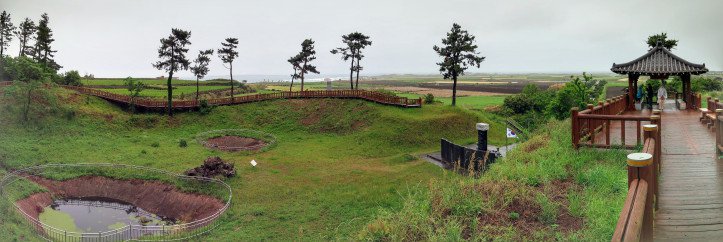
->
[294,39,319,91]
[190,49,213,101]
[0,11,16,57]
[152,28,191,116]
[433,23,485,106]
[217,38,239,100]
[14,18,35,57]
[34,13,60,70]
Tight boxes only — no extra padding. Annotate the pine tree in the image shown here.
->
[13,18,35,57]
[295,39,320,91]
[34,13,60,70]
[287,54,302,92]
[190,49,213,101]
[0,11,16,57]
[433,23,485,106]
[331,32,371,89]
[152,28,192,116]
[646,32,678,50]
[217,38,239,100]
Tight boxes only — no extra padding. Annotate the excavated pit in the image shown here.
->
[15,176,225,224]
[203,135,267,151]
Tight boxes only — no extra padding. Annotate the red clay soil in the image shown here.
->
[474,180,583,239]
[204,136,266,151]
[16,176,225,223]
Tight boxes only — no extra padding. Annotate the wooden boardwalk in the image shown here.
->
[592,103,723,240]
[654,108,721,241]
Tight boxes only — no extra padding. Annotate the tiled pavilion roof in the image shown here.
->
[611,43,708,76]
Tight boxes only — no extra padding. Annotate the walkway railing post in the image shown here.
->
[650,115,661,173]
[627,150,654,242]
[571,107,579,149]
[716,109,722,155]
[643,124,659,211]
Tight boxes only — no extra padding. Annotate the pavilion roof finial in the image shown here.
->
[656,41,663,47]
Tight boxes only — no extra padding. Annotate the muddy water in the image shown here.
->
[39,197,174,233]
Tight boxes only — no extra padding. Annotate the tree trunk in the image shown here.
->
[349,57,355,89]
[290,69,297,92]
[300,61,307,91]
[19,38,24,56]
[355,58,361,89]
[230,62,234,101]
[167,71,173,116]
[452,75,458,106]
[196,77,199,101]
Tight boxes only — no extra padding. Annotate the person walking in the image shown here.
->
[657,82,667,110]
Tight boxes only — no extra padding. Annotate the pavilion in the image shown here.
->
[611,42,708,111]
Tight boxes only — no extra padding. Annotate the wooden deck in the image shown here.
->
[593,103,723,240]
[654,108,721,241]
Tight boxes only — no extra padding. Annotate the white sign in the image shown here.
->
[506,128,518,138]
[250,160,258,167]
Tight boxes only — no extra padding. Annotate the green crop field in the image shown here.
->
[81,78,230,86]
[99,85,231,98]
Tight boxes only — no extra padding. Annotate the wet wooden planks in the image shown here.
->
[653,107,723,241]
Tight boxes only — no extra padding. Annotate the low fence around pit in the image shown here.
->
[439,139,498,174]
[0,163,232,241]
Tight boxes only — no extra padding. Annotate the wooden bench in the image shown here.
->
[700,108,711,123]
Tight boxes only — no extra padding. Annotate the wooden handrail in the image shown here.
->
[611,123,659,242]
[56,85,421,110]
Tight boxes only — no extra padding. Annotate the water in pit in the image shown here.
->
[39,197,175,233]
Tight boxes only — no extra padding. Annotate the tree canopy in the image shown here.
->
[152,28,192,116]
[34,13,60,70]
[331,32,372,89]
[647,32,678,50]
[0,11,15,57]
[287,54,302,91]
[190,49,214,100]
[218,38,239,99]
[13,18,35,57]
[433,23,485,106]
[295,39,320,91]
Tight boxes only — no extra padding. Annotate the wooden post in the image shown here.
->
[571,107,579,149]
[717,109,722,155]
[650,115,661,174]
[588,104,595,144]
[627,152,654,241]
[643,124,659,210]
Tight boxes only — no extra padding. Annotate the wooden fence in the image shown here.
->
[58,85,422,109]
[612,123,660,242]
[571,94,654,149]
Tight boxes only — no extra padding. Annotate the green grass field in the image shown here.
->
[81,78,230,86]
[99,85,230,98]
[0,87,508,240]
[0,86,627,241]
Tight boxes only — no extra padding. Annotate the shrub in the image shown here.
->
[424,93,435,104]
[199,99,213,115]
[61,70,82,86]
[179,139,188,148]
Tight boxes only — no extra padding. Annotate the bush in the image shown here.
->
[693,77,722,92]
[179,139,188,148]
[199,99,213,115]
[424,93,435,104]
[59,70,82,86]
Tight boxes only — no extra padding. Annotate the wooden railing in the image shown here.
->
[61,85,423,109]
[0,81,422,109]
[571,94,657,149]
[612,122,660,242]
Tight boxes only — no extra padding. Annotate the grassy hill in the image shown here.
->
[0,87,507,240]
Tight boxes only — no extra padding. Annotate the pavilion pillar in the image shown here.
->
[627,74,638,111]
[682,74,692,109]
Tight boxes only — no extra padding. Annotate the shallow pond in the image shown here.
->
[39,197,174,233]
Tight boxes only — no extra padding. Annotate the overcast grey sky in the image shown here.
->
[3,0,722,78]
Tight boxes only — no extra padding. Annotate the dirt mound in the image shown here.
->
[185,156,236,178]
[19,176,225,223]
[204,135,266,151]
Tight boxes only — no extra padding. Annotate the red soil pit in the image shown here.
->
[16,176,225,223]
[204,135,267,151]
